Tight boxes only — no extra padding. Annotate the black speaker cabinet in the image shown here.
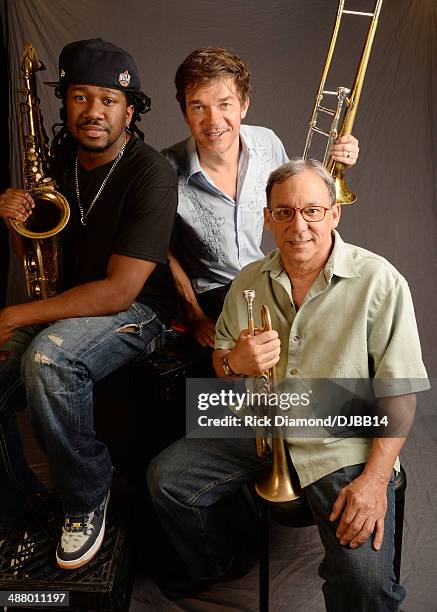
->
[93,333,212,485]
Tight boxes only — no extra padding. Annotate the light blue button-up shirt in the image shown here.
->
[163,125,288,293]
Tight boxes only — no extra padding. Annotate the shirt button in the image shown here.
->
[293,335,300,342]
[290,368,299,375]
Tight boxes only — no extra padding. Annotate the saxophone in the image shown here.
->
[10,43,70,300]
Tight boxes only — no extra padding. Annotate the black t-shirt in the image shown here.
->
[53,136,178,322]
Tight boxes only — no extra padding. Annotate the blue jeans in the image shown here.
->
[147,437,405,611]
[0,302,165,523]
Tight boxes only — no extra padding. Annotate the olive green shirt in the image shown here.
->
[215,231,429,487]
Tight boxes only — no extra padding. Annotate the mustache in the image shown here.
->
[78,120,107,130]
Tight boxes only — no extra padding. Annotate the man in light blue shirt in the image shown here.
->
[164,47,359,346]
[165,125,288,293]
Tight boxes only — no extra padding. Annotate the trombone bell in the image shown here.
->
[329,163,357,205]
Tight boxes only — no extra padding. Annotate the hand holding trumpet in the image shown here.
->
[226,329,281,377]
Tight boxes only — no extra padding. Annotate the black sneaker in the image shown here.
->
[56,491,110,570]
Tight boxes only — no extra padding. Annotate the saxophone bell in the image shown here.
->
[11,187,70,239]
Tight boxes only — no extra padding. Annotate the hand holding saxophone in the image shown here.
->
[0,188,35,224]
[227,329,281,377]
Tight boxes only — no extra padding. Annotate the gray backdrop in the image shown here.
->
[3,1,436,610]
[4,0,436,373]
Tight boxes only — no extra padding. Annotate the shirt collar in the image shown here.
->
[186,137,203,182]
[185,132,250,183]
[239,129,250,154]
[326,230,361,280]
[260,249,284,279]
[260,230,361,282]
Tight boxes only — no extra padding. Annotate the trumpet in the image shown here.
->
[243,289,301,503]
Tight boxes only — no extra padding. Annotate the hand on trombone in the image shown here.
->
[330,135,359,166]
[215,329,281,377]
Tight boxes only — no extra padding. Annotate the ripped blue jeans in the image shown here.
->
[0,302,165,523]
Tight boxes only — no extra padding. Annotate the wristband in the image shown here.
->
[222,353,240,376]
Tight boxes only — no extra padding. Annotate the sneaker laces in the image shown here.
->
[64,516,93,532]
[61,514,94,550]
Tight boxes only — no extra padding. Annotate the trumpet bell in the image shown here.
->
[255,438,301,503]
[255,474,300,504]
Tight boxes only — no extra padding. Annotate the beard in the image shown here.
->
[74,131,112,153]
[72,120,113,152]
[77,139,111,153]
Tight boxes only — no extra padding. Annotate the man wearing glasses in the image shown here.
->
[148,158,429,609]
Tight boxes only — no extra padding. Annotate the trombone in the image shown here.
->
[303,0,384,204]
[243,289,301,503]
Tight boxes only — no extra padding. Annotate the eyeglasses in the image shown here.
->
[267,205,331,223]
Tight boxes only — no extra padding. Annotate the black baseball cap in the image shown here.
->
[45,38,142,93]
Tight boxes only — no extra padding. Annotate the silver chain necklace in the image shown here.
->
[75,136,128,226]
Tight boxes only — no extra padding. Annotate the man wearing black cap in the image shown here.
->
[0,39,177,569]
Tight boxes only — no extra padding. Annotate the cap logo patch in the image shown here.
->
[60,68,66,78]
[119,70,131,87]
